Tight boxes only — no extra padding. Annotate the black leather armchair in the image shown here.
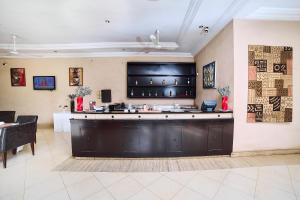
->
[16,115,38,143]
[0,111,16,123]
[0,122,36,168]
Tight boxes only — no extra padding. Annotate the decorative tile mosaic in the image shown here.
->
[247,45,293,123]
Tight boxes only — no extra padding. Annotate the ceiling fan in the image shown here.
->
[3,34,42,57]
[136,29,178,53]
[9,35,19,55]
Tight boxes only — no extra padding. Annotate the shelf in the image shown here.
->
[127,62,196,99]
[128,74,195,77]
[128,85,195,88]
[127,96,195,99]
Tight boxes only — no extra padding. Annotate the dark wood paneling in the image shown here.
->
[71,119,234,157]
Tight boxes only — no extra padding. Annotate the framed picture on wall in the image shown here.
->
[10,68,26,86]
[69,67,83,86]
[203,61,216,89]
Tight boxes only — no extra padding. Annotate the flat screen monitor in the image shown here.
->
[33,76,56,90]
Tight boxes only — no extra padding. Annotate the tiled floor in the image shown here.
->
[0,129,299,200]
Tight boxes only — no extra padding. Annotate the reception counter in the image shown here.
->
[70,111,234,157]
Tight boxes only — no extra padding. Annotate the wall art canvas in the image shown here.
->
[203,61,216,89]
[69,67,83,86]
[247,45,293,123]
[10,68,26,86]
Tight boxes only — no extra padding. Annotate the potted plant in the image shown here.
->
[74,86,92,112]
[217,86,230,111]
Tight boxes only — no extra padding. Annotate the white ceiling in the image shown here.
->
[0,0,299,58]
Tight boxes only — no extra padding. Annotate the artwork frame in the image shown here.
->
[247,45,293,123]
[69,67,83,86]
[203,61,216,89]
[10,68,26,86]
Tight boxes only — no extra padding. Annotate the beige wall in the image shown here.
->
[233,20,300,152]
[195,22,234,109]
[0,56,194,127]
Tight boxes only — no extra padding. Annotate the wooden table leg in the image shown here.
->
[2,152,7,168]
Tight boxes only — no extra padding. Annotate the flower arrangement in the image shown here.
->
[217,86,230,97]
[75,86,92,97]
[67,94,77,100]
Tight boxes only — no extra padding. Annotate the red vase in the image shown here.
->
[76,96,83,112]
[222,96,228,111]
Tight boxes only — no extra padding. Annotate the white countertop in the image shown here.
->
[71,112,233,120]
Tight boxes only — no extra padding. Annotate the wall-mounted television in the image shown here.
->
[33,76,56,90]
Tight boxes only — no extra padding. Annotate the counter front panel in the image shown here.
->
[70,113,234,157]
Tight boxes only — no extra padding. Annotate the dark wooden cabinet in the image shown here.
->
[127,62,196,98]
[71,118,234,157]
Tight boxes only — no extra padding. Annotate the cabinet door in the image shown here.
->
[182,121,207,155]
[165,125,183,153]
[208,126,223,151]
[121,124,142,154]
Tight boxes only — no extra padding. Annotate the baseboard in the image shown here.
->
[37,123,53,129]
[231,149,300,157]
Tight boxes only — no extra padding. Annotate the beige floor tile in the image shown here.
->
[66,176,103,200]
[128,188,160,200]
[43,188,70,200]
[199,169,229,182]
[2,129,300,200]
[163,171,198,185]
[129,172,162,187]
[255,184,297,200]
[288,165,300,181]
[291,179,300,197]
[60,171,93,186]
[0,163,26,198]
[147,176,183,200]
[173,187,210,200]
[0,192,24,200]
[107,176,143,200]
[93,172,129,187]
[223,172,256,196]
[85,189,114,200]
[24,175,65,200]
[229,167,258,180]
[214,185,254,200]
[186,173,221,199]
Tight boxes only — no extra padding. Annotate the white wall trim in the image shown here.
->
[0,51,194,59]
[191,0,248,55]
[0,42,179,51]
[176,0,204,43]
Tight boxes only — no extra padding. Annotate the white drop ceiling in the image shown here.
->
[0,0,299,58]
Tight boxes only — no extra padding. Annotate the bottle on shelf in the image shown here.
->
[187,78,190,85]
[169,90,172,97]
[190,90,192,96]
[141,90,145,96]
[130,89,134,96]
[162,79,166,85]
[155,90,158,97]
[148,91,151,97]
[174,79,178,85]
[185,90,188,96]
[135,80,138,85]
[149,78,153,85]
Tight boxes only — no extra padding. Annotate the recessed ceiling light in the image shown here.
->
[198,25,209,33]
[105,19,111,24]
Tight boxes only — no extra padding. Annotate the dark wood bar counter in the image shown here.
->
[70,112,234,157]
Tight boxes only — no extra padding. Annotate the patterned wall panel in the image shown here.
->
[247,45,293,123]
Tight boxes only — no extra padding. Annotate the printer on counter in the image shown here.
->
[201,100,217,112]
